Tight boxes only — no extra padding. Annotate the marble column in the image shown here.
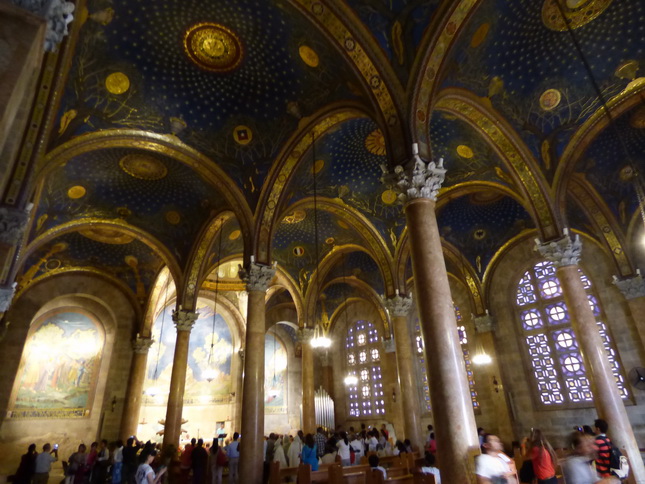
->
[162,309,198,448]
[299,327,316,434]
[234,348,244,432]
[537,232,645,483]
[613,272,645,352]
[238,262,275,484]
[384,294,423,449]
[120,336,153,439]
[390,145,479,483]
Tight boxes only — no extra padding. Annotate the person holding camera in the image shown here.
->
[33,443,58,484]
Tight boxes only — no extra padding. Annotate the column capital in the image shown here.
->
[388,143,446,203]
[473,313,496,333]
[172,309,198,332]
[132,336,154,354]
[535,230,581,267]
[613,272,645,300]
[382,337,396,353]
[0,284,16,313]
[384,294,413,317]
[238,261,276,292]
[11,0,75,52]
[298,327,315,343]
[0,205,31,246]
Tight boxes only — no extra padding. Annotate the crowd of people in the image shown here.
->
[10,418,631,484]
[476,419,626,484]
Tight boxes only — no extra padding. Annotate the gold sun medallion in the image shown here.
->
[365,129,386,156]
[105,72,130,94]
[184,23,243,73]
[299,45,320,67]
[119,154,168,180]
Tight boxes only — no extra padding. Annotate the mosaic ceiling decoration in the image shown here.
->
[437,191,534,275]
[204,218,245,272]
[272,208,369,294]
[30,148,225,265]
[53,0,366,209]
[440,0,645,177]
[429,111,513,187]
[575,105,645,228]
[324,250,385,297]
[344,0,441,83]
[17,231,164,301]
[283,117,404,250]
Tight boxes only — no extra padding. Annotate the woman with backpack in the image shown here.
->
[529,429,558,484]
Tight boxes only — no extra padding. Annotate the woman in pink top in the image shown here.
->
[530,429,558,484]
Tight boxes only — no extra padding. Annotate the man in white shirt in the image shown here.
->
[34,443,58,484]
[476,434,517,484]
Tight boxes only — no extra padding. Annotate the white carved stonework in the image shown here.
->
[132,337,154,354]
[474,313,496,333]
[298,327,315,343]
[0,206,31,246]
[0,284,16,312]
[382,337,396,354]
[535,229,582,267]
[238,262,276,292]
[172,309,198,332]
[613,272,645,300]
[384,294,413,317]
[12,0,75,52]
[392,143,446,203]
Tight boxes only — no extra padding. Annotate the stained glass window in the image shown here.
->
[516,261,628,406]
[346,320,386,417]
[415,306,480,412]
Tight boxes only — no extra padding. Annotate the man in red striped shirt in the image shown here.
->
[594,418,612,477]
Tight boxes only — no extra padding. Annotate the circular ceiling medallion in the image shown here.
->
[299,45,320,67]
[80,227,134,245]
[381,189,397,205]
[229,229,241,240]
[542,0,613,31]
[119,154,168,180]
[473,228,487,241]
[325,237,335,245]
[470,23,490,48]
[337,220,349,230]
[165,211,181,225]
[311,159,325,174]
[456,145,474,159]
[184,22,243,73]
[233,125,253,145]
[365,129,386,156]
[293,246,305,257]
[67,185,86,199]
[469,190,504,205]
[619,166,635,181]
[283,210,306,224]
[539,89,562,111]
[105,72,130,94]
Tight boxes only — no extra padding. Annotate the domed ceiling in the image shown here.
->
[12,0,645,314]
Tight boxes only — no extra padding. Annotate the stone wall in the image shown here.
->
[0,273,137,475]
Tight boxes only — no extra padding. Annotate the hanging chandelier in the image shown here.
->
[204,222,225,383]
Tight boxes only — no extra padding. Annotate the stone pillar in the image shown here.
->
[162,309,198,448]
[385,294,424,450]
[537,232,645,483]
[299,327,316,434]
[390,145,479,483]
[234,348,244,433]
[120,336,153,439]
[238,262,275,484]
[613,272,645,352]
[472,314,514,445]
[382,337,405,442]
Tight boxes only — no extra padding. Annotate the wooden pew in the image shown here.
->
[411,471,437,484]
[366,469,414,484]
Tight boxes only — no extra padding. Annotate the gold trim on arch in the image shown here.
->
[410,0,480,154]
[288,0,406,160]
[435,89,559,240]
[22,218,182,285]
[37,129,254,245]
[553,78,645,206]
[255,108,363,262]
[282,198,395,295]
[181,211,235,311]
[568,176,633,277]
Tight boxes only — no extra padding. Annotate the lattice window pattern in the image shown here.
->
[516,261,628,406]
[346,320,386,417]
